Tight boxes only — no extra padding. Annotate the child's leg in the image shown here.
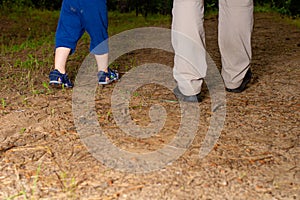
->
[95,53,111,83]
[82,0,118,84]
[54,47,71,74]
[49,0,84,87]
[83,0,109,63]
[49,46,73,88]
[54,0,84,72]
[95,53,118,84]
[95,53,108,72]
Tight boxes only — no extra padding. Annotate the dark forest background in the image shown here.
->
[1,0,299,16]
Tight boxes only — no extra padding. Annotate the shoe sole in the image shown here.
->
[49,82,73,89]
[98,75,119,85]
[98,78,118,85]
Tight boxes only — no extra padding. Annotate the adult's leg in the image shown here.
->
[172,0,206,96]
[219,0,254,89]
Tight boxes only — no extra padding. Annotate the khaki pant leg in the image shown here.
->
[219,0,254,89]
[172,0,206,96]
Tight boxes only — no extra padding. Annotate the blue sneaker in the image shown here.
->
[49,69,73,88]
[97,68,119,85]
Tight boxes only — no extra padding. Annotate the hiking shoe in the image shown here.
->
[97,68,119,85]
[49,69,73,88]
[226,69,252,93]
[173,86,201,103]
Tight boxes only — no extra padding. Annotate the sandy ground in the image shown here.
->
[0,12,299,199]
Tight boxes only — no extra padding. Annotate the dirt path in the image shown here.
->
[0,13,299,199]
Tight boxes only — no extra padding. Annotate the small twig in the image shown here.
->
[0,145,16,155]
[54,171,65,190]
[6,145,47,152]
[160,99,178,103]
[212,154,273,161]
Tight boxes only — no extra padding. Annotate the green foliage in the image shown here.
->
[289,0,300,16]
[108,11,171,35]
[30,0,62,10]
[0,0,62,9]
[1,98,6,108]
[107,0,219,16]
[107,0,173,16]
[0,0,298,17]
[0,0,31,8]
[256,0,300,16]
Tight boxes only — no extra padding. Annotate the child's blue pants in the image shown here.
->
[55,0,108,55]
